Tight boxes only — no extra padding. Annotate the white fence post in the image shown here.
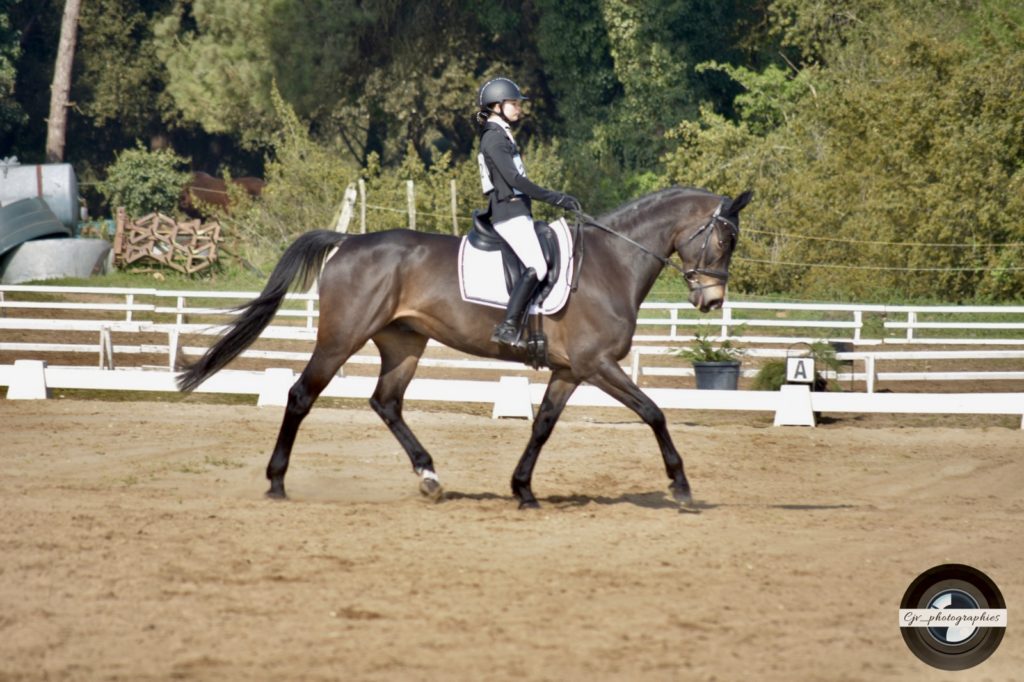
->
[450,179,459,235]
[99,326,114,369]
[407,180,416,231]
[168,329,179,371]
[358,178,367,234]
[335,183,357,233]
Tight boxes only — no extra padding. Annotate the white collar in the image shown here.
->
[487,115,516,142]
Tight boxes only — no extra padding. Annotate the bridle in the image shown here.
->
[679,203,740,291]
[573,203,739,292]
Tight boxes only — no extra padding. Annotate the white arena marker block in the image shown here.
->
[492,376,534,420]
[773,384,816,427]
[257,368,295,408]
[6,359,49,400]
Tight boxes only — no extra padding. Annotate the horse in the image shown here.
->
[177,186,753,509]
[181,171,265,217]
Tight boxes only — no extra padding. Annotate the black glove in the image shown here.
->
[556,193,582,212]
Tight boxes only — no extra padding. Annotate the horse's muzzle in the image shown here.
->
[698,298,723,313]
[689,284,726,313]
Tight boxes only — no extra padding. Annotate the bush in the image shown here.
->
[751,360,788,391]
[752,341,841,391]
[98,144,190,218]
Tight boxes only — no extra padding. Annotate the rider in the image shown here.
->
[476,77,580,347]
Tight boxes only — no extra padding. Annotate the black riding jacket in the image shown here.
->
[479,120,563,223]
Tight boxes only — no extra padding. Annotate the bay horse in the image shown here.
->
[178,186,752,509]
[181,171,265,216]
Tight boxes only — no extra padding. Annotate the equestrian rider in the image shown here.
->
[476,77,580,347]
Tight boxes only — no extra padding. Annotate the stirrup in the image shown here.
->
[491,321,524,346]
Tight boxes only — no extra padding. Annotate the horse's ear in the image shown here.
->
[723,190,753,216]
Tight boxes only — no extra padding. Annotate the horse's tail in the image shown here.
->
[177,230,348,393]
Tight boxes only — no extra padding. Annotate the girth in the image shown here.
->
[468,210,561,300]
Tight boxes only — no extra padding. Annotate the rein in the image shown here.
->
[571,204,738,292]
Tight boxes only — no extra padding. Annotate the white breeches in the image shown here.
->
[493,215,548,280]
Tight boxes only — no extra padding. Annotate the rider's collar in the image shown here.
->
[487,116,516,142]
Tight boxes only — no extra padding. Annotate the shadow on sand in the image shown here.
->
[442,490,861,515]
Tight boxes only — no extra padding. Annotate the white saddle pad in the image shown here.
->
[457,217,574,315]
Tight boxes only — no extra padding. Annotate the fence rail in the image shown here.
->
[2,285,1024,426]
[2,361,1021,429]
[6,285,1024,342]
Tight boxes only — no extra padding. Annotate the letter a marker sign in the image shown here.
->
[776,357,817,427]
[786,357,815,384]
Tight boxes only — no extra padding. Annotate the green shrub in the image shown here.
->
[752,360,788,391]
[752,341,842,391]
[98,144,191,218]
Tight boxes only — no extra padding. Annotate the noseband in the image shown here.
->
[575,203,739,291]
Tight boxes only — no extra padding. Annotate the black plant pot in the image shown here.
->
[693,360,741,390]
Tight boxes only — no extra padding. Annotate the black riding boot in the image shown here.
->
[491,268,540,347]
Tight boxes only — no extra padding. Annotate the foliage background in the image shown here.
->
[1,0,1022,301]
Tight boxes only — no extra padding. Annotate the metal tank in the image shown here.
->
[0,162,80,228]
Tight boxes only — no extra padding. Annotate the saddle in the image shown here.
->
[467,210,561,302]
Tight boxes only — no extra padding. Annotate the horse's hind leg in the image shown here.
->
[266,345,350,499]
[588,359,692,505]
[369,326,441,499]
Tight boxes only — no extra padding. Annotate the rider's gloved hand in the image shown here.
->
[556,193,582,212]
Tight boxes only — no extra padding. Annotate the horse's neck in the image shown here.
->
[597,206,680,308]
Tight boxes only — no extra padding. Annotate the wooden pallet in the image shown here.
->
[113,208,221,274]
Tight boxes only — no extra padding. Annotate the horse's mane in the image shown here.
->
[599,186,716,225]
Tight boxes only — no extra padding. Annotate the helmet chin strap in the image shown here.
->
[489,101,525,128]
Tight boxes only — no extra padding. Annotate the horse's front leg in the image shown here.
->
[511,369,579,509]
[588,359,692,505]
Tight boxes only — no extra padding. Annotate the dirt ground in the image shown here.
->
[1,398,1022,681]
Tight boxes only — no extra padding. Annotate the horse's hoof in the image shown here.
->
[670,484,693,507]
[518,499,541,510]
[419,477,445,502]
[265,488,287,500]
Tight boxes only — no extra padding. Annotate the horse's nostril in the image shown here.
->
[699,299,723,313]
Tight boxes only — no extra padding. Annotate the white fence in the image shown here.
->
[2,285,1024,427]
[2,360,1022,429]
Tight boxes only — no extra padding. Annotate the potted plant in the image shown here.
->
[676,331,745,390]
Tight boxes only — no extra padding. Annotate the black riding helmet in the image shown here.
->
[478,77,528,108]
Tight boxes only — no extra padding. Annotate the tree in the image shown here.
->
[75,0,175,145]
[663,0,1024,302]
[45,0,81,162]
[0,7,26,143]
